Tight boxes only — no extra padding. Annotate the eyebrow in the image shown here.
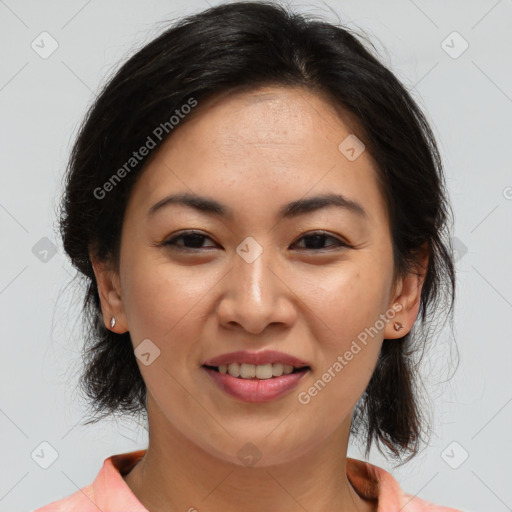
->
[147,192,367,220]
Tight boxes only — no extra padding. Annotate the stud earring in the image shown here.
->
[110,316,116,329]
[393,321,404,331]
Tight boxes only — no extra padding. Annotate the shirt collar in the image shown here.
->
[92,449,405,511]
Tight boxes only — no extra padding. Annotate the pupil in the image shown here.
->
[183,234,204,248]
[306,234,325,249]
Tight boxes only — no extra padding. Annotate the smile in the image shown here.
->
[202,364,310,402]
[208,362,305,379]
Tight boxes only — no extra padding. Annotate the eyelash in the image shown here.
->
[163,230,351,252]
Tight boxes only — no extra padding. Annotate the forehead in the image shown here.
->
[125,86,386,225]
[191,85,357,148]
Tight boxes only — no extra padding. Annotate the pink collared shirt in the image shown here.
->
[33,450,463,511]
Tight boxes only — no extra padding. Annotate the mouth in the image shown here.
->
[202,363,310,402]
[201,350,311,402]
[202,362,310,380]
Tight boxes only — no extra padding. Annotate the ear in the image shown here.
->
[89,251,128,334]
[384,246,429,340]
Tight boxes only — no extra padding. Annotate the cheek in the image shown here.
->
[306,262,392,349]
[120,252,213,344]
[295,259,392,411]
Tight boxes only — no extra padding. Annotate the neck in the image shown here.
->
[123,403,374,512]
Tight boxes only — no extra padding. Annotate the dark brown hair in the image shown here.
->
[59,0,456,465]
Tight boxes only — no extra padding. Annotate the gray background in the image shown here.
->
[1,1,511,511]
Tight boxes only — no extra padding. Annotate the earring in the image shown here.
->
[393,321,404,332]
[110,316,116,329]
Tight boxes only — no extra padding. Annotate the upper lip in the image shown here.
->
[202,350,310,368]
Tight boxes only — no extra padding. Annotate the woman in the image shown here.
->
[35,1,462,511]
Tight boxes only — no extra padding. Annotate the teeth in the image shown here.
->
[272,363,284,376]
[217,362,302,379]
[227,363,240,377]
[283,364,294,375]
[255,364,272,379]
[240,363,256,378]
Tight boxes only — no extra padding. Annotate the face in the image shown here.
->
[94,85,422,466]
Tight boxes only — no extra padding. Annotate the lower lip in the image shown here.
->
[203,366,309,403]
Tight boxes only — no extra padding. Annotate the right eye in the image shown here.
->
[163,231,218,250]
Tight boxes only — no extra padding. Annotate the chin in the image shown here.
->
[193,430,321,469]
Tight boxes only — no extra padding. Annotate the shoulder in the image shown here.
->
[346,457,465,512]
[32,485,96,512]
[393,490,465,512]
[32,450,147,512]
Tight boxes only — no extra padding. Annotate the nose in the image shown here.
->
[216,242,297,335]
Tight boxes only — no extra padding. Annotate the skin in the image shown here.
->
[91,85,427,512]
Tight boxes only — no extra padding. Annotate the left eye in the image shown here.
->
[163,231,348,251]
[292,232,347,251]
